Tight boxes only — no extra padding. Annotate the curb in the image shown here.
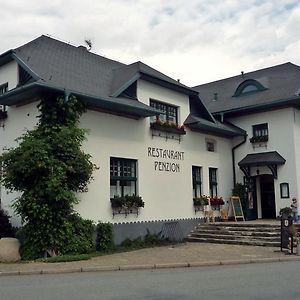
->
[1,257,300,276]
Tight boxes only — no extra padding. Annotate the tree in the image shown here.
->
[0,95,95,259]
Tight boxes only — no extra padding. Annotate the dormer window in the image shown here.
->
[150,99,178,125]
[233,80,266,97]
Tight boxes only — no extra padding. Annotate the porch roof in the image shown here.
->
[238,151,286,167]
[238,151,286,179]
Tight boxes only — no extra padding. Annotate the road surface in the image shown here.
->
[0,261,299,299]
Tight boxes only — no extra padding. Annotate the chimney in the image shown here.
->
[213,92,218,101]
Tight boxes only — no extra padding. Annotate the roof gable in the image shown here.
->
[111,61,197,97]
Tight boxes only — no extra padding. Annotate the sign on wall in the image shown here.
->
[147,147,184,173]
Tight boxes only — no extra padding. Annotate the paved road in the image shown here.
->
[1,261,299,300]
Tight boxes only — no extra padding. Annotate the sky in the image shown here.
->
[1,0,300,87]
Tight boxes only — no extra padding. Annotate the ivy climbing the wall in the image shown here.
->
[0,95,95,259]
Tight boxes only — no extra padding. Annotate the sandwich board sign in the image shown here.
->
[228,196,245,222]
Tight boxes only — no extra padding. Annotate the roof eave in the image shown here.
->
[212,96,300,117]
[0,82,160,118]
[186,122,246,137]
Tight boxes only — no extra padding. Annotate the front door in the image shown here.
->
[260,175,276,219]
[244,176,257,220]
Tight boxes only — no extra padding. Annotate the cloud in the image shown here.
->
[1,0,300,85]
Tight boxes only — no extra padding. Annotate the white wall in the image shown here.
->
[0,60,18,90]
[229,108,298,215]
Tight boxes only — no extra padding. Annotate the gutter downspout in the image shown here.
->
[232,134,247,186]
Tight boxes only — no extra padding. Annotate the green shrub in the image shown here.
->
[17,214,95,260]
[0,208,15,238]
[62,214,95,255]
[96,222,114,251]
[279,207,292,216]
[119,230,167,249]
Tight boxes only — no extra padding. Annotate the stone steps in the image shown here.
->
[188,236,280,247]
[187,222,300,247]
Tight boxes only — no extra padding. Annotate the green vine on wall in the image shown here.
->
[0,95,95,259]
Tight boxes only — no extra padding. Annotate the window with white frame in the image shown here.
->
[110,157,137,198]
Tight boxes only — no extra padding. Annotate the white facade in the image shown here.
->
[229,107,299,217]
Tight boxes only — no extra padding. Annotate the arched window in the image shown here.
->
[233,80,266,97]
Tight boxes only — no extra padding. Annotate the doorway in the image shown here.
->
[260,175,276,219]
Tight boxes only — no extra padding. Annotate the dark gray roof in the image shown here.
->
[12,35,196,100]
[238,151,286,167]
[0,35,203,118]
[184,114,246,137]
[14,35,125,99]
[193,63,300,115]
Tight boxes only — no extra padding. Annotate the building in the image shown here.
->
[0,35,298,241]
[0,35,245,241]
[194,62,300,220]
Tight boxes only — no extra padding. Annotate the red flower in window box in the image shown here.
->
[209,196,225,206]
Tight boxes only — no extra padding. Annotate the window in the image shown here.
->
[253,123,268,137]
[280,183,289,199]
[242,84,258,93]
[0,83,8,95]
[233,80,266,97]
[110,157,137,198]
[206,139,216,152]
[150,99,178,124]
[209,168,218,197]
[192,166,202,198]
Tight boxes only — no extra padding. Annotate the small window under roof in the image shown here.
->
[233,79,266,97]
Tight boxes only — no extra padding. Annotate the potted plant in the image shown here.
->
[249,135,268,143]
[209,196,225,210]
[150,118,186,135]
[279,207,292,217]
[193,195,209,207]
[110,195,144,216]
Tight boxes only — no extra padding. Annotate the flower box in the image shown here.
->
[249,135,268,143]
[110,195,144,217]
[150,122,186,135]
[193,196,209,206]
[209,196,225,206]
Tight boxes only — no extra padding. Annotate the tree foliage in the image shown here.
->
[0,95,95,258]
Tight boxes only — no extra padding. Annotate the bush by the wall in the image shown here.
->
[17,213,95,260]
[0,208,15,238]
[96,222,114,251]
[61,213,95,255]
